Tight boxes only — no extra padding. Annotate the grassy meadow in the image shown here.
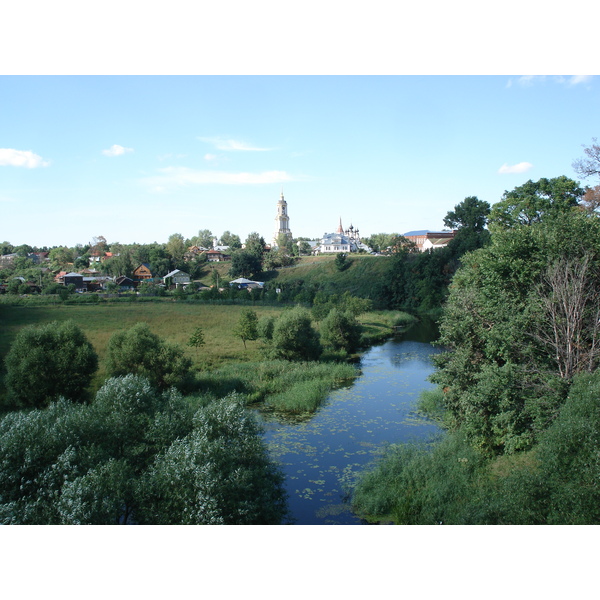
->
[0,300,406,411]
[265,254,392,300]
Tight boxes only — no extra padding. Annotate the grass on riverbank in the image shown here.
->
[0,301,405,412]
[196,359,358,414]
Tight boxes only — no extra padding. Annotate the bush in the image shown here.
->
[320,308,362,353]
[269,306,322,361]
[105,322,192,390]
[4,320,98,408]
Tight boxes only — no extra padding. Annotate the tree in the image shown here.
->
[166,233,186,265]
[139,397,289,524]
[270,307,322,361]
[4,320,98,408]
[432,211,600,455]
[488,176,584,232]
[105,323,192,390]
[219,231,242,249]
[581,185,600,214]
[190,229,214,249]
[334,252,350,271]
[363,233,401,254]
[443,196,490,232]
[320,308,362,353]
[49,246,75,268]
[188,326,206,354]
[257,315,275,342]
[229,249,262,279]
[244,232,267,259]
[572,138,600,180]
[234,309,259,349]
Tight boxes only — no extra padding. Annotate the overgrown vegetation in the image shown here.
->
[0,376,289,524]
[352,168,600,525]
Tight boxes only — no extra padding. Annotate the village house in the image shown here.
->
[204,250,230,262]
[403,230,456,252]
[163,269,191,288]
[133,263,154,283]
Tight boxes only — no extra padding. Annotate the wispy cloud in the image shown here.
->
[498,162,533,174]
[507,75,594,88]
[198,136,272,152]
[204,153,218,161]
[0,148,50,168]
[141,167,299,191]
[102,144,133,157]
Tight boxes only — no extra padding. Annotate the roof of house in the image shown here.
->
[163,269,190,278]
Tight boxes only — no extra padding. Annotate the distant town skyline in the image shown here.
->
[2,75,599,249]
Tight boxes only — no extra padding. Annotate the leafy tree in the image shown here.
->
[363,233,400,254]
[432,211,600,455]
[257,315,275,342]
[320,308,362,353]
[140,396,289,524]
[488,176,584,232]
[297,240,313,256]
[219,231,242,249]
[49,246,75,268]
[105,323,192,390]
[234,308,259,349]
[190,229,214,249]
[166,233,187,265]
[0,241,14,255]
[270,307,322,361]
[188,326,206,353]
[0,377,287,524]
[443,196,490,232]
[334,252,350,271]
[229,249,262,279]
[244,232,267,258]
[4,320,98,408]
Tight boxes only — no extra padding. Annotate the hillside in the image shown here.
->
[262,255,392,303]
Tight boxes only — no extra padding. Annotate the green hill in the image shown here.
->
[262,255,392,305]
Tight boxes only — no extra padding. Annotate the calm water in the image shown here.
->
[258,321,444,525]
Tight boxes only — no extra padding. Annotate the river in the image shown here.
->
[258,320,444,525]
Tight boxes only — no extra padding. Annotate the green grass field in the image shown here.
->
[265,254,392,300]
[0,301,403,405]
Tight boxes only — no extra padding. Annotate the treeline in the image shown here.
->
[351,154,600,524]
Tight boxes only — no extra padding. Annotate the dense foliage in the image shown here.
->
[106,322,193,390]
[0,376,289,524]
[352,172,600,525]
[4,320,98,408]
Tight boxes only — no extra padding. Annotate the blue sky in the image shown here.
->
[2,74,599,248]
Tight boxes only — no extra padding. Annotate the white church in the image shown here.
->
[272,191,370,253]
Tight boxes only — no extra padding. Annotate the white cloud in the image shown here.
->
[141,167,298,191]
[566,75,593,86]
[102,144,133,157]
[498,162,533,174]
[198,136,271,151]
[0,148,50,168]
[510,75,594,88]
[204,153,217,161]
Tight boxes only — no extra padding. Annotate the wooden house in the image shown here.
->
[133,263,154,282]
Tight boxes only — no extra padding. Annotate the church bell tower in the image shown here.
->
[273,190,292,247]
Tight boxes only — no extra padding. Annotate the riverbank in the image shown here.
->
[260,322,443,524]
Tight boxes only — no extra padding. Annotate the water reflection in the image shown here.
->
[258,320,443,525]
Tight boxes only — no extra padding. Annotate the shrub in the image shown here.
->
[320,308,362,353]
[105,322,192,390]
[270,306,322,361]
[4,320,98,408]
